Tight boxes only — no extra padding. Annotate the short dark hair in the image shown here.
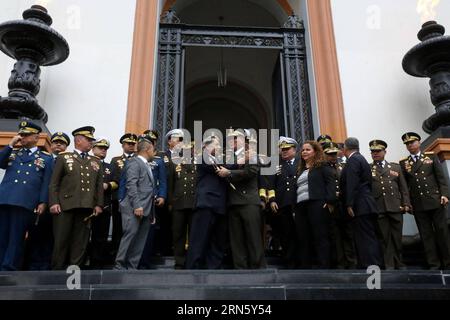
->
[137,140,153,153]
[344,137,359,151]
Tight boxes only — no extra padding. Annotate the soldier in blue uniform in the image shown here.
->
[25,132,70,270]
[0,121,53,270]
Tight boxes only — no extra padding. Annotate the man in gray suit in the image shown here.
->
[114,134,156,270]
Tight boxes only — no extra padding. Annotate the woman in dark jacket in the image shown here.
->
[295,141,336,268]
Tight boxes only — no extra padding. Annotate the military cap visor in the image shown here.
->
[51,133,70,145]
[166,129,184,140]
[72,126,96,140]
[317,135,332,144]
[402,132,421,144]
[120,133,138,144]
[322,142,339,154]
[18,121,41,135]
[93,139,110,149]
[369,139,388,151]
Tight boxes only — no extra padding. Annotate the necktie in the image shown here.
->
[414,155,419,162]
[25,149,31,156]
[377,161,383,169]
[81,152,87,159]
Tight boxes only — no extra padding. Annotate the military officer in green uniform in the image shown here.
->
[370,139,410,270]
[49,126,104,270]
[168,141,197,269]
[110,133,138,254]
[217,130,266,269]
[400,132,450,269]
[323,142,357,269]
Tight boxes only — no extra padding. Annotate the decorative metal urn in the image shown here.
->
[403,21,450,134]
[0,5,69,123]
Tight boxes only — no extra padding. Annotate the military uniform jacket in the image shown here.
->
[400,152,449,212]
[150,156,168,199]
[371,161,410,213]
[267,157,299,209]
[101,161,115,209]
[227,164,261,206]
[0,146,53,211]
[49,151,104,211]
[327,161,344,199]
[169,160,197,210]
[111,154,133,201]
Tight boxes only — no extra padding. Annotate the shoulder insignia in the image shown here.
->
[424,151,435,155]
[41,151,51,156]
[154,156,161,159]
[399,157,408,162]
[59,151,71,155]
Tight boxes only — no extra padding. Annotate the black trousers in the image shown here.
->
[268,206,297,268]
[295,200,331,269]
[172,208,193,269]
[330,210,357,269]
[185,208,228,269]
[90,208,112,268]
[25,210,54,270]
[111,200,122,255]
[351,214,383,269]
[414,207,450,269]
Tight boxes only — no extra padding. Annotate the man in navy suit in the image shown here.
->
[0,121,53,270]
[340,137,382,268]
[185,136,228,269]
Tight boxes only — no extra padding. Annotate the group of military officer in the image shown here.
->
[1,119,450,270]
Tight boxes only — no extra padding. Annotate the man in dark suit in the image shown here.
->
[267,137,299,268]
[340,137,382,268]
[185,136,228,269]
[49,126,104,270]
[0,121,53,271]
[114,133,156,270]
[400,132,450,269]
[370,139,410,270]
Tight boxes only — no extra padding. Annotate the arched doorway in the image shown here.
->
[185,80,269,134]
[153,0,313,148]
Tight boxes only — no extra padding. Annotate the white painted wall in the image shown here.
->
[0,0,137,161]
[331,0,450,235]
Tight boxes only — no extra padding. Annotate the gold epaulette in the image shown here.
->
[154,156,161,159]
[41,151,51,156]
[268,190,276,199]
[399,157,408,162]
[424,151,435,155]
[259,188,267,199]
[109,181,119,191]
[91,155,101,160]
[59,151,71,155]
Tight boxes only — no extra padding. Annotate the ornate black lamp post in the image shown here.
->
[0,5,69,129]
[403,21,450,141]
